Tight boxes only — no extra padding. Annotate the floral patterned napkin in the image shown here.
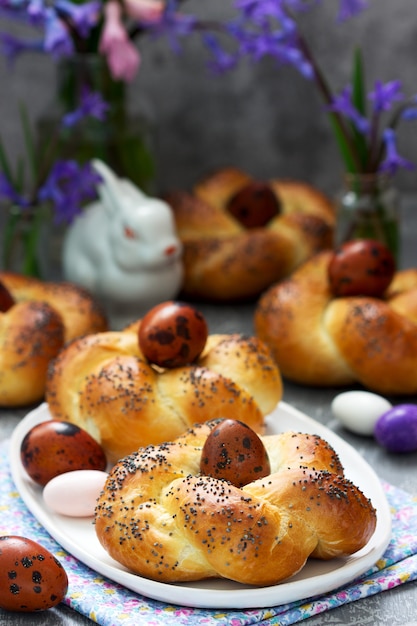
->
[1,439,417,626]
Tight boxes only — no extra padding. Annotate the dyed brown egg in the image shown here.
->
[138,301,208,368]
[200,419,271,487]
[20,420,107,486]
[0,536,68,612]
[0,280,14,312]
[328,239,396,297]
[226,181,281,229]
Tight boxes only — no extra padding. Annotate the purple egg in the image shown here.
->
[374,404,417,453]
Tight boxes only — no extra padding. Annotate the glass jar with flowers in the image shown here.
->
[202,0,417,262]
[37,53,156,193]
[0,93,103,278]
[0,0,171,192]
[336,169,400,261]
[0,1,220,277]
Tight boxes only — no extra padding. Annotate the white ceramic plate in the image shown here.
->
[10,402,391,610]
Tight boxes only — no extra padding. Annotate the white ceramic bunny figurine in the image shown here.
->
[63,159,183,328]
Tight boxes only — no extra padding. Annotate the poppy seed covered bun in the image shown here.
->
[94,420,376,585]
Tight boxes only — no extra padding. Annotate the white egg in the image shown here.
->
[331,391,392,436]
[43,470,108,517]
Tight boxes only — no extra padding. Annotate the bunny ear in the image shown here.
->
[91,159,122,216]
[119,178,147,204]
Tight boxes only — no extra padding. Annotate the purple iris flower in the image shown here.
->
[227,5,313,79]
[62,87,109,127]
[328,85,370,134]
[153,0,197,49]
[0,0,26,10]
[379,128,414,175]
[27,0,46,25]
[235,0,285,23]
[235,0,312,21]
[233,1,299,42]
[235,0,272,19]
[270,40,313,78]
[369,80,404,114]
[55,0,101,39]
[0,172,29,206]
[38,160,100,224]
[0,0,27,6]
[202,34,237,74]
[337,0,368,22]
[73,161,102,200]
[0,32,42,64]
[402,98,417,121]
[43,6,74,56]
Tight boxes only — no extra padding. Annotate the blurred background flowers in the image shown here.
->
[0,0,200,275]
[197,0,417,178]
[1,0,166,81]
[1,1,416,192]
[0,0,416,275]
[199,0,417,256]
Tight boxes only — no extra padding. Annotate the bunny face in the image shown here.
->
[109,198,183,271]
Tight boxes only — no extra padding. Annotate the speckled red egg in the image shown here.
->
[138,301,208,368]
[20,420,107,486]
[328,239,396,297]
[200,419,271,487]
[226,182,281,228]
[0,536,68,612]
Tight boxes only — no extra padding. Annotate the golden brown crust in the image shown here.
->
[165,168,335,301]
[0,272,108,342]
[254,250,417,394]
[0,272,108,407]
[46,329,283,464]
[94,421,376,585]
[0,301,65,406]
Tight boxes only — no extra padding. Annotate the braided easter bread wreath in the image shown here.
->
[0,272,107,341]
[0,272,107,407]
[46,324,283,464]
[94,419,377,586]
[254,249,417,394]
[164,167,335,301]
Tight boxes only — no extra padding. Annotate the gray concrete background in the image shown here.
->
[1,0,417,197]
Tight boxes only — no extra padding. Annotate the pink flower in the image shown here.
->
[124,0,164,23]
[99,0,140,82]
[105,38,140,82]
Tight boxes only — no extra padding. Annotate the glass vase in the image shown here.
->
[1,204,46,278]
[335,173,400,262]
[36,54,155,192]
[1,204,66,280]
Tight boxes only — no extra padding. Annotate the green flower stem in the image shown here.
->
[31,126,61,198]
[2,204,47,277]
[295,30,362,173]
[2,206,21,269]
[350,48,369,170]
[21,211,43,276]
[365,111,382,172]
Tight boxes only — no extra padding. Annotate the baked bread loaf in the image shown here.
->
[46,326,283,463]
[94,420,377,585]
[254,250,417,394]
[165,167,335,301]
[0,272,108,407]
[0,272,107,342]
